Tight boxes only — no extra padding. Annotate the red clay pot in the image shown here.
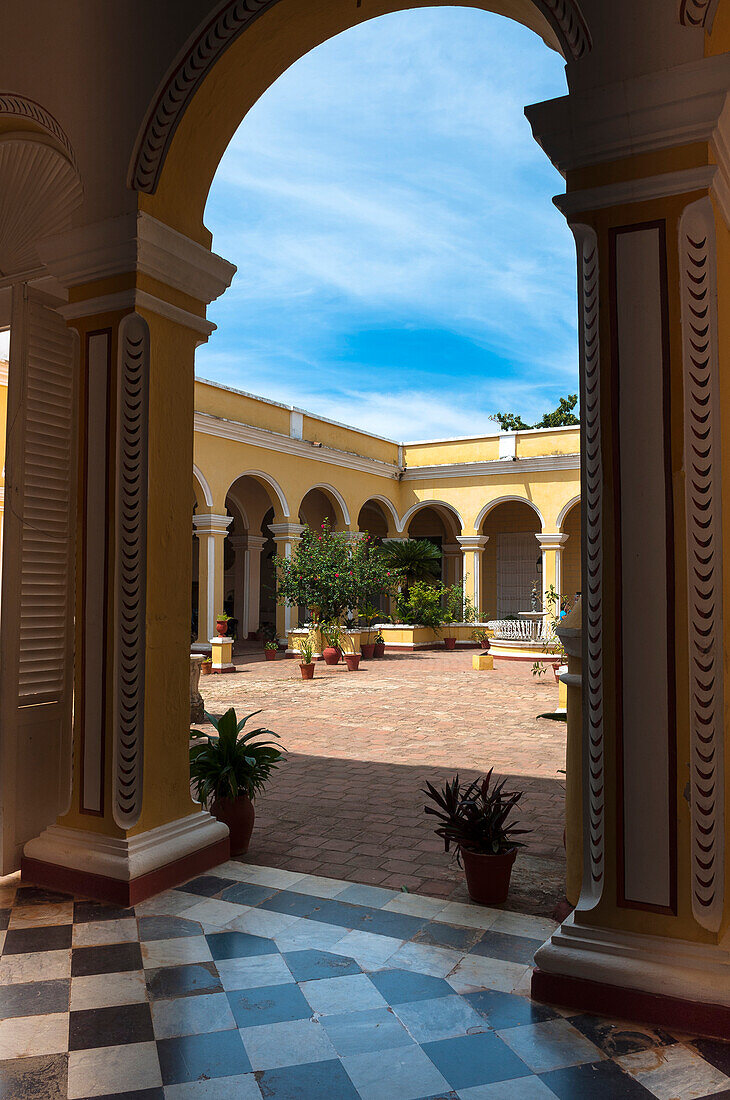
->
[200,661,212,676]
[211,794,255,856]
[264,649,277,661]
[323,646,341,666]
[444,637,457,650]
[216,620,228,636]
[300,662,315,679]
[461,846,517,905]
[361,643,376,659]
[374,643,385,658]
[345,653,361,671]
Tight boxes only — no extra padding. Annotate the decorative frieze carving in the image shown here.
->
[573,224,604,906]
[0,92,77,168]
[679,0,719,29]
[129,0,591,195]
[679,197,724,932]
[113,315,150,829]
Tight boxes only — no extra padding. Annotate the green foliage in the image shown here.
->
[190,709,285,805]
[274,519,394,622]
[381,538,441,590]
[490,393,579,432]
[264,640,278,651]
[423,770,530,861]
[216,611,230,621]
[444,582,464,623]
[296,631,315,665]
[396,581,448,631]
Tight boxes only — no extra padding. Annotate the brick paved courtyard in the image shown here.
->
[198,650,567,918]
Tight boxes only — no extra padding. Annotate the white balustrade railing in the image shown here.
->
[486,618,555,643]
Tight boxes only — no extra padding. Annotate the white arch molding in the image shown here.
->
[398,500,465,535]
[357,495,401,533]
[475,495,545,531]
[556,494,581,530]
[193,464,213,507]
[224,469,290,518]
[300,483,351,527]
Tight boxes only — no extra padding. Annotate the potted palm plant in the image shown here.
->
[190,708,285,855]
[321,622,343,665]
[374,630,385,658]
[423,770,529,904]
[297,631,316,679]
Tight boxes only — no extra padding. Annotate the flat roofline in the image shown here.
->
[194,374,578,450]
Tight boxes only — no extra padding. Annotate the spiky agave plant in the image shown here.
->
[423,770,530,864]
[190,708,284,806]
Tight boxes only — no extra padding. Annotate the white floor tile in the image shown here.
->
[438,901,501,931]
[497,1018,605,1073]
[329,929,404,970]
[9,902,74,928]
[140,934,213,969]
[68,1041,162,1099]
[0,949,71,984]
[225,908,299,938]
[70,969,147,1011]
[0,1012,69,1059]
[618,1042,730,1100]
[387,941,464,979]
[382,894,450,919]
[446,954,528,994]
[176,898,250,928]
[72,918,138,947]
[287,874,353,898]
[216,953,294,991]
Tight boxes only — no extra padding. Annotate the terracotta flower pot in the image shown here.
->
[461,846,517,905]
[374,642,385,657]
[553,663,567,683]
[210,794,255,856]
[200,661,212,676]
[345,653,361,671]
[216,620,228,636]
[361,643,376,659]
[323,646,341,665]
[444,637,457,651]
[264,649,277,661]
[300,662,315,679]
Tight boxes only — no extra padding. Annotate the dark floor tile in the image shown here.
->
[228,982,312,1029]
[282,949,361,982]
[257,1058,360,1099]
[206,930,278,961]
[692,1038,730,1077]
[174,875,237,898]
[13,887,71,906]
[369,969,455,1006]
[71,941,142,977]
[413,921,482,952]
[0,909,10,932]
[259,890,325,919]
[567,1013,676,1057]
[157,1028,251,1085]
[73,900,135,924]
[414,1094,459,1100]
[469,929,544,965]
[354,907,428,941]
[145,961,223,1001]
[3,925,72,956]
[541,1059,655,1098]
[422,1031,530,1091]
[463,989,559,1029]
[69,1001,153,1051]
[85,1092,164,1100]
[0,1052,67,1099]
[0,977,69,1018]
[138,915,203,941]
[220,881,277,907]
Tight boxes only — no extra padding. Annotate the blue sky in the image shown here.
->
[195,8,577,441]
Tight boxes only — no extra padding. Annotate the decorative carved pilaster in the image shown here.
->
[679,0,719,29]
[573,224,604,906]
[679,197,724,932]
[113,314,150,829]
[129,0,591,195]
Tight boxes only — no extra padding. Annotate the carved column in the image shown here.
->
[245,535,268,637]
[536,532,569,607]
[193,513,232,643]
[457,536,488,616]
[269,522,305,641]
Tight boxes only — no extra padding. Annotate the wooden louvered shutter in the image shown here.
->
[0,285,77,872]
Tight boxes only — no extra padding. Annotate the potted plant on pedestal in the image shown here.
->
[423,770,529,905]
[190,708,285,855]
[297,632,316,679]
[215,612,230,637]
[264,640,278,661]
[200,656,212,675]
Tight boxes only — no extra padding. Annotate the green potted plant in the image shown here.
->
[359,602,379,659]
[374,630,385,658]
[297,632,316,680]
[320,621,343,666]
[200,655,212,675]
[264,640,278,661]
[423,770,530,904]
[190,708,285,855]
[339,629,361,672]
[215,611,230,637]
[443,583,465,650]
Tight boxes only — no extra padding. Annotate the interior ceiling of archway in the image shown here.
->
[185,6,578,442]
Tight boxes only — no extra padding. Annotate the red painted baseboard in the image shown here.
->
[532,967,730,1041]
[21,835,230,906]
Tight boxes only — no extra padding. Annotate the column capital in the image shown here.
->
[345,530,368,542]
[268,522,305,541]
[457,535,488,551]
[442,542,461,555]
[382,535,408,544]
[536,532,569,551]
[246,535,269,552]
[193,513,232,537]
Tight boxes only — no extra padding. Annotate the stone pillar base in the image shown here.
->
[532,913,730,1040]
[472,653,494,670]
[21,812,230,905]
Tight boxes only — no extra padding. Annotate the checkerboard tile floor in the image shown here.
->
[1,864,729,1099]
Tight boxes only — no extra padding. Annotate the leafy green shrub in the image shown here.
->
[396,581,448,630]
[190,709,284,804]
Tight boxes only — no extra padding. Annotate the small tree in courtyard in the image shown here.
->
[274,519,394,624]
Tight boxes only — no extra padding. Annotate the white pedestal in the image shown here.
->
[210,635,235,673]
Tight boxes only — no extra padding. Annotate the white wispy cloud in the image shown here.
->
[197,7,577,436]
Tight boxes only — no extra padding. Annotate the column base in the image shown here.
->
[211,664,236,674]
[532,912,730,1040]
[21,811,230,905]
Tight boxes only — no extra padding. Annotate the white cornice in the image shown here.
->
[555,165,718,218]
[60,289,215,339]
[402,454,580,480]
[194,411,401,481]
